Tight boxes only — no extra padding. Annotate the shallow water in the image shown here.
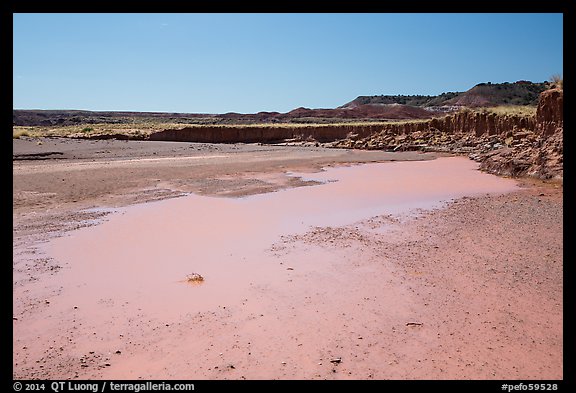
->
[44,156,518,320]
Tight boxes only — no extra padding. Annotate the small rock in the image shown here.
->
[287,267,294,270]
[330,357,342,364]
[115,350,122,354]
[186,273,204,283]
[406,322,423,327]
[281,361,286,365]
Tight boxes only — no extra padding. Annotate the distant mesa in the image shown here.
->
[340,80,549,110]
[13,81,551,127]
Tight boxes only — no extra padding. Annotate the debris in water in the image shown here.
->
[186,273,204,283]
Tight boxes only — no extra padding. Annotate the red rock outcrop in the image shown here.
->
[147,89,562,180]
[478,131,562,179]
[148,110,537,145]
[330,89,562,180]
[476,89,563,180]
[149,124,385,144]
[535,88,563,136]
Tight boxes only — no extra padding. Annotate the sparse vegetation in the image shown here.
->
[13,129,31,139]
[14,118,446,139]
[344,81,548,108]
[348,92,461,107]
[473,105,537,117]
[550,74,563,90]
[12,105,540,142]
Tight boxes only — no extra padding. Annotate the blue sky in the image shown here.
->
[13,13,563,113]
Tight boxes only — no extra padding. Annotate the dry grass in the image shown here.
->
[550,74,563,90]
[457,106,536,118]
[13,119,440,138]
[13,128,32,139]
[476,105,536,117]
[12,122,200,138]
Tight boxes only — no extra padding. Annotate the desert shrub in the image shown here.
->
[13,130,30,139]
[550,74,563,89]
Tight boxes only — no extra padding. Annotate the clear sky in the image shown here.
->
[13,13,563,114]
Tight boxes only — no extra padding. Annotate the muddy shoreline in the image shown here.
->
[13,138,562,380]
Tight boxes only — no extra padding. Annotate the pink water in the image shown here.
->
[44,157,517,321]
